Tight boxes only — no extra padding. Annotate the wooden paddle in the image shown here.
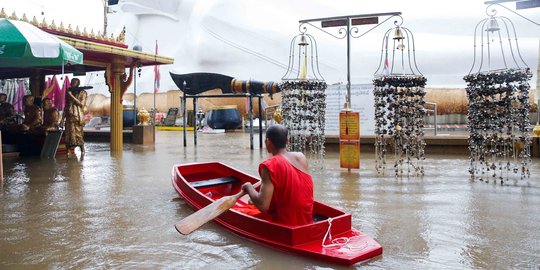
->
[175,181,261,235]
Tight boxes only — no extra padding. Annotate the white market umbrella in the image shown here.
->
[0,18,83,67]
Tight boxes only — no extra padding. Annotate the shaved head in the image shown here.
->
[266,124,288,149]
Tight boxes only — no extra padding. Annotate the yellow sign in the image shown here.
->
[340,140,360,169]
[339,111,360,140]
[339,110,360,169]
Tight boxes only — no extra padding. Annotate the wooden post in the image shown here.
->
[249,94,253,150]
[258,95,263,149]
[29,70,44,97]
[193,97,197,145]
[0,132,3,189]
[536,38,539,122]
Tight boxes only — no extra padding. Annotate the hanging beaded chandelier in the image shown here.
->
[463,8,532,184]
[280,32,327,165]
[373,19,427,177]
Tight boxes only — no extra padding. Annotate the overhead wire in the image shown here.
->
[203,25,291,71]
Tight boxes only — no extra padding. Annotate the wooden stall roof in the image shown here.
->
[60,36,174,67]
[0,38,173,79]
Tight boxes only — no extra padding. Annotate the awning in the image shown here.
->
[0,18,83,67]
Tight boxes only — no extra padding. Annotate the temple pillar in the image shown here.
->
[110,59,125,152]
[107,58,136,153]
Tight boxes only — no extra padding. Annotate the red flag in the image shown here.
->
[154,41,160,93]
[383,36,390,77]
[384,55,389,76]
[56,75,70,110]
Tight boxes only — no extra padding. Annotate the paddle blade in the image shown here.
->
[175,195,241,235]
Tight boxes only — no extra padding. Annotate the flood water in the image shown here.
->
[1,131,539,269]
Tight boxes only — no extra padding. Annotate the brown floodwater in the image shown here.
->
[1,131,539,269]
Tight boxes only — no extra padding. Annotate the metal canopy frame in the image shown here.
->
[485,0,540,10]
[298,12,401,107]
[181,91,264,150]
[482,0,540,123]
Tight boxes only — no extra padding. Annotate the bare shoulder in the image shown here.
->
[286,152,309,172]
[289,151,307,160]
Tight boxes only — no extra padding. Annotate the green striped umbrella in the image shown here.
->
[0,18,83,67]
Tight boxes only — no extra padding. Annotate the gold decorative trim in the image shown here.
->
[40,18,48,28]
[31,16,38,26]
[50,20,57,30]
[9,11,18,20]
[59,35,174,65]
[66,24,73,34]
[0,7,127,45]
[117,26,126,43]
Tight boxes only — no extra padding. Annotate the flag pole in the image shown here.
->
[153,40,158,126]
[153,86,156,125]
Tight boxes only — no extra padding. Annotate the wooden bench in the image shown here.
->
[190,176,240,188]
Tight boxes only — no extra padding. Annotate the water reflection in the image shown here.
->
[1,131,539,269]
[462,184,540,269]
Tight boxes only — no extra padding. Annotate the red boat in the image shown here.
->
[172,162,383,266]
